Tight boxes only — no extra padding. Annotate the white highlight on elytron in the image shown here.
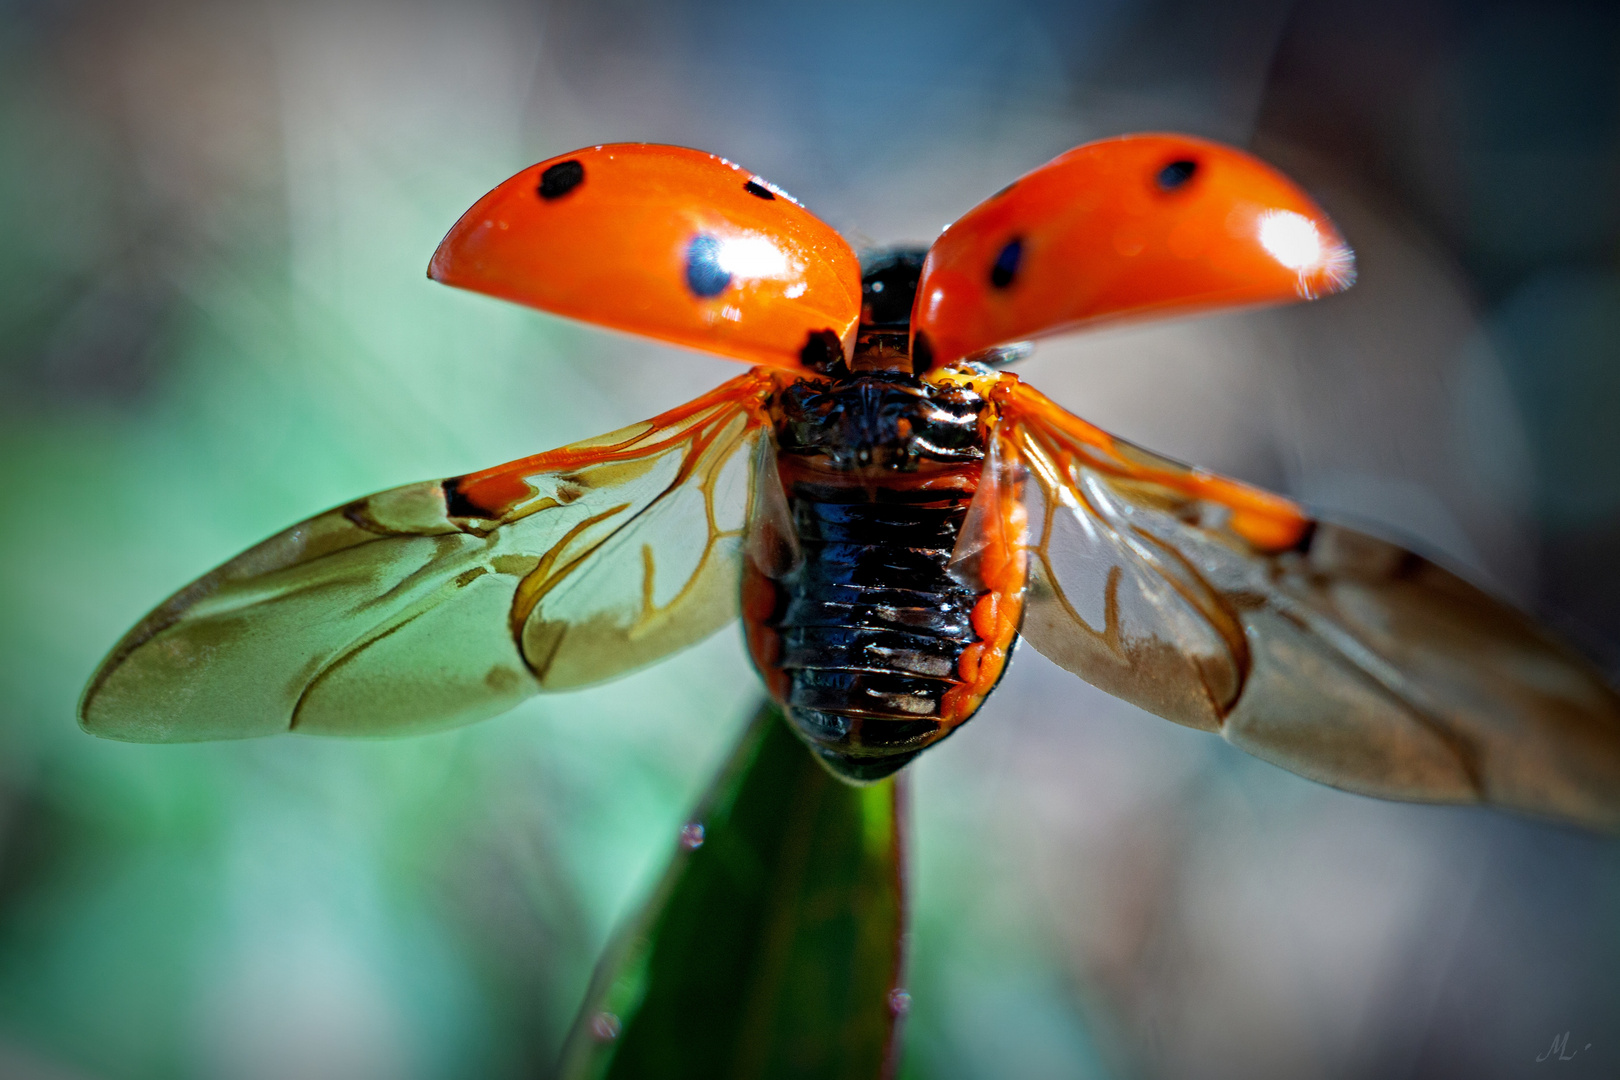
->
[717,235,791,279]
[1258,210,1323,270]
[1257,209,1356,298]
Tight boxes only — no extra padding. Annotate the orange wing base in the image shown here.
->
[991,373,1312,552]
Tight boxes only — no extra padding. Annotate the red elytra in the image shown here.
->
[429,144,862,372]
[911,134,1354,366]
[430,137,1351,374]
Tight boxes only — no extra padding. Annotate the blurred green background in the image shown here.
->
[2,1,1618,1077]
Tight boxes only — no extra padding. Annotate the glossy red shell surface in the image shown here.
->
[911,134,1355,366]
[430,144,862,372]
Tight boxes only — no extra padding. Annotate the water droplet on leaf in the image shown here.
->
[590,1011,621,1041]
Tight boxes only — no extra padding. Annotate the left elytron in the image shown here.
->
[83,139,1620,822]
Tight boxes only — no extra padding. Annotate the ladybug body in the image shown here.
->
[80,137,1620,828]
[746,255,1004,778]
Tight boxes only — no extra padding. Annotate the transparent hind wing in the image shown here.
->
[1001,378,1620,829]
[81,371,773,741]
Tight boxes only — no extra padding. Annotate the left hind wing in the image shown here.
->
[81,371,773,742]
[995,378,1620,830]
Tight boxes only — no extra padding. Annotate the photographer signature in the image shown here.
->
[1537,1032,1591,1063]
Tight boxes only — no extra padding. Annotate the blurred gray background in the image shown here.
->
[1,1,1617,1078]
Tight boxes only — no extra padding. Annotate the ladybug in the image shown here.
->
[81,137,1620,824]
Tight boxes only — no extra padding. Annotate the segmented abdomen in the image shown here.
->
[743,459,1005,781]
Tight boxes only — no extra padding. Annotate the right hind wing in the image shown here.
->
[1000,378,1620,830]
[80,371,774,742]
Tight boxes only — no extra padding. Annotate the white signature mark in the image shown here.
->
[1537,1031,1592,1063]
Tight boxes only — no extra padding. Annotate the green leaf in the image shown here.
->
[560,701,908,1079]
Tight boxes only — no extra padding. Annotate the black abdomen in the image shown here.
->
[774,478,980,779]
[752,373,990,781]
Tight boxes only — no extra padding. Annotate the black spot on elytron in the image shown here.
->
[799,328,846,374]
[744,179,776,200]
[911,330,935,371]
[684,234,731,297]
[1156,159,1198,191]
[538,160,584,200]
[989,237,1023,289]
